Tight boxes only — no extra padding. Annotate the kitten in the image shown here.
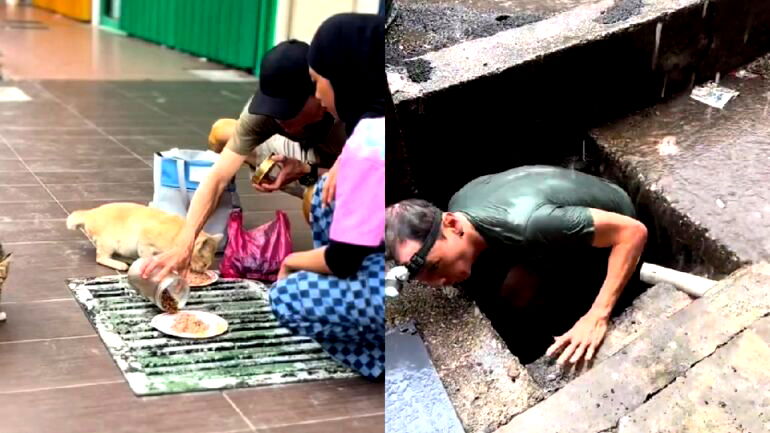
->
[66,203,222,272]
[0,243,10,322]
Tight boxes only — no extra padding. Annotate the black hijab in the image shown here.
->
[308,13,385,136]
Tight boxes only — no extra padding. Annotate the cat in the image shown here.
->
[0,243,10,322]
[66,203,222,273]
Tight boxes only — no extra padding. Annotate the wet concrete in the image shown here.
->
[525,283,694,395]
[592,53,770,276]
[595,0,643,25]
[386,282,543,433]
[496,262,770,433]
[388,0,770,208]
[386,0,549,65]
[385,323,465,433]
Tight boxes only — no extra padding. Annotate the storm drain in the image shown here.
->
[68,275,356,396]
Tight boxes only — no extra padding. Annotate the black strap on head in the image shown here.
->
[405,209,442,276]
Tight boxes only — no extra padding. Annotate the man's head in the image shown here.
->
[249,40,326,134]
[385,199,477,287]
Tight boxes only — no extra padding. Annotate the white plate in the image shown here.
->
[187,270,219,287]
[151,310,229,339]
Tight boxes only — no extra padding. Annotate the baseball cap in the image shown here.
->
[249,40,315,120]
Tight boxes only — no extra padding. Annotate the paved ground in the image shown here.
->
[0,4,382,433]
[0,3,241,80]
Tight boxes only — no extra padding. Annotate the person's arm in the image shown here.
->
[255,156,329,193]
[544,207,647,364]
[277,247,330,280]
[141,147,246,281]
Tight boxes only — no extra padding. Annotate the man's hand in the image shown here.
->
[253,155,308,193]
[322,159,339,207]
[546,310,609,365]
[140,244,194,283]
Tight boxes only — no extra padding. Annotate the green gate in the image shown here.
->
[119,0,277,73]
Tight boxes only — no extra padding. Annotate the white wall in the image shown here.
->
[274,0,380,44]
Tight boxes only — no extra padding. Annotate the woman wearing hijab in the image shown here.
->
[269,13,385,379]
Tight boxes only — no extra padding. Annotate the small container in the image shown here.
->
[251,155,281,185]
[127,258,190,313]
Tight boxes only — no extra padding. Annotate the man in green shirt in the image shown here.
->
[385,166,648,365]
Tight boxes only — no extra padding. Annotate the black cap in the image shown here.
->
[249,40,315,120]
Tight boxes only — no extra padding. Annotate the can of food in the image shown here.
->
[251,155,281,185]
[127,258,190,313]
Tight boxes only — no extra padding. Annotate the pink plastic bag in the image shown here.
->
[219,209,292,282]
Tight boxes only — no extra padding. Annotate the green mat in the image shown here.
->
[68,275,356,396]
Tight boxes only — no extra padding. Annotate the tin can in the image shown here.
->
[127,258,190,313]
[251,155,282,185]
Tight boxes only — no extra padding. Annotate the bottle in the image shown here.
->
[127,258,190,313]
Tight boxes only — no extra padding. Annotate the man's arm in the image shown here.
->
[176,147,246,247]
[141,147,246,281]
[586,208,648,317]
[546,208,647,364]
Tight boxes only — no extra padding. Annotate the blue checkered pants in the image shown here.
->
[270,175,384,379]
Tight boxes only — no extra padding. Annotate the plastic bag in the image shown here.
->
[219,209,292,282]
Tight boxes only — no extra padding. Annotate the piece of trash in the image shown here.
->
[732,69,759,79]
[690,82,739,109]
[716,198,726,209]
[657,135,679,156]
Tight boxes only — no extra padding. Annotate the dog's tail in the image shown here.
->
[66,210,89,231]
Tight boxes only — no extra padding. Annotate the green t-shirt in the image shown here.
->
[449,165,636,262]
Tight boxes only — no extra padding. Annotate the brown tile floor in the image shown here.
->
[0,3,253,81]
[0,80,383,432]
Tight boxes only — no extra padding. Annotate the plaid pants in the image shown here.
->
[270,175,384,378]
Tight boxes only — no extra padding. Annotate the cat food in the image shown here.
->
[127,258,190,312]
[170,312,210,334]
[150,310,228,339]
[187,270,217,287]
[160,289,179,314]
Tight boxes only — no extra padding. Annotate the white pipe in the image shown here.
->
[640,263,717,297]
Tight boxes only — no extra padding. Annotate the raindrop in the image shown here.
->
[690,72,697,89]
[744,16,753,44]
[661,74,668,98]
[715,72,721,85]
[652,22,663,70]
[702,0,709,18]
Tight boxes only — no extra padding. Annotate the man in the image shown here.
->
[141,40,345,281]
[208,39,346,198]
[385,166,648,365]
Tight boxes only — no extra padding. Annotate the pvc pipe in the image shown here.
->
[640,263,716,297]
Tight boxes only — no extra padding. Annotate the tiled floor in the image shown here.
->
[0,3,250,80]
[0,81,381,433]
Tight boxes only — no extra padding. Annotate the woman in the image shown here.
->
[270,13,385,379]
